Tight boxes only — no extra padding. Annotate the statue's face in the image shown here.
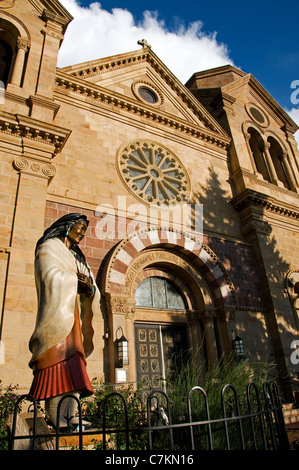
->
[67,220,88,245]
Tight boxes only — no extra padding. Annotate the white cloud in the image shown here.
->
[57,0,234,84]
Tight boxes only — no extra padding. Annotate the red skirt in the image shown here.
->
[29,306,94,400]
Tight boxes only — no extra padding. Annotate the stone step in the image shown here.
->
[283,403,299,425]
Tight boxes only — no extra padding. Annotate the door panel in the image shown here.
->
[135,323,188,401]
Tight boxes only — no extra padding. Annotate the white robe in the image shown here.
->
[29,237,101,367]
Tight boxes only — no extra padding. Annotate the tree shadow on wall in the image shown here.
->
[189,165,296,400]
[190,165,242,238]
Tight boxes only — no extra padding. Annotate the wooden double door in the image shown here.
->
[135,322,189,400]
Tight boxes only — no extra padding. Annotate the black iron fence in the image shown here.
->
[1,380,291,450]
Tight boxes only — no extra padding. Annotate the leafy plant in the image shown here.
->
[81,378,147,450]
[0,381,20,450]
[161,351,277,450]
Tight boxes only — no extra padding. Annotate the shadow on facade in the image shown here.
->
[190,165,296,400]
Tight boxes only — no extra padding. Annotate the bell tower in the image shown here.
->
[186,65,299,401]
[0,0,72,388]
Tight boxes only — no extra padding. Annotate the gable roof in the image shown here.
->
[57,46,231,143]
[223,73,299,133]
[187,64,298,133]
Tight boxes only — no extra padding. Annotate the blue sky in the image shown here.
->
[58,0,299,136]
[98,0,297,110]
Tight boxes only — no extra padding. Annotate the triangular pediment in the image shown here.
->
[186,64,298,134]
[221,70,298,133]
[58,47,229,140]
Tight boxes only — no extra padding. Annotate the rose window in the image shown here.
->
[117,140,190,206]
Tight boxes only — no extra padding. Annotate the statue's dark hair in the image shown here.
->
[35,213,89,258]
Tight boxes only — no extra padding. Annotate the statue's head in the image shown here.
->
[35,213,89,255]
[65,218,88,247]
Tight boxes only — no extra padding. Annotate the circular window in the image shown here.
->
[249,107,265,124]
[138,86,158,104]
[245,102,269,127]
[132,81,163,107]
[117,140,190,206]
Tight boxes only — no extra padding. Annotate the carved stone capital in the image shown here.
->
[263,141,271,151]
[17,37,30,52]
[198,307,216,321]
[244,131,251,142]
[13,157,56,179]
[106,294,136,317]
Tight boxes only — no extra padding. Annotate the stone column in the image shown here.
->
[106,295,136,384]
[35,10,66,99]
[125,302,137,383]
[199,308,218,370]
[2,157,56,388]
[250,138,270,181]
[244,131,258,174]
[281,151,299,192]
[216,308,234,358]
[263,141,280,184]
[0,114,70,391]
[10,37,30,87]
[187,310,205,379]
[283,125,299,184]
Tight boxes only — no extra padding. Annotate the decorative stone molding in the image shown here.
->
[231,189,299,220]
[126,250,210,307]
[131,80,164,107]
[16,37,30,52]
[0,0,16,9]
[62,48,227,135]
[28,94,60,118]
[41,8,71,35]
[198,307,217,321]
[55,72,230,149]
[106,294,136,317]
[245,102,270,128]
[117,139,191,206]
[0,111,71,155]
[102,227,237,309]
[13,156,56,179]
[62,49,221,133]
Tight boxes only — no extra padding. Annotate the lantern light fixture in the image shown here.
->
[231,330,245,358]
[116,326,129,367]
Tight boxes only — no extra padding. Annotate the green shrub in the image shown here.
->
[0,381,20,450]
[82,378,147,450]
[163,352,277,450]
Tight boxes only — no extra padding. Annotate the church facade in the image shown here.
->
[0,0,298,402]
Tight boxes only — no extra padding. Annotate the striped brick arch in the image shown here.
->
[103,227,236,308]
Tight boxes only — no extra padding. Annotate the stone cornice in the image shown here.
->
[222,74,298,133]
[59,48,230,138]
[0,110,71,155]
[231,189,299,219]
[28,0,73,25]
[55,71,230,150]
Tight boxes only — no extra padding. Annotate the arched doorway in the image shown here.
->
[102,228,236,389]
[134,275,189,396]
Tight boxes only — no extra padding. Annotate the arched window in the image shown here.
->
[267,137,291,190]
[0,39,13,86]
[246,128,297,192]
[248,128,271,182]
[0,17,30,88]
[135,276,186,310]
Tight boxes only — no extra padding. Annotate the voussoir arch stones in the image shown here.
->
[103,227,237,308]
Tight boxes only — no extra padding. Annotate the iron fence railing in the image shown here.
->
[1,380,291,451]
